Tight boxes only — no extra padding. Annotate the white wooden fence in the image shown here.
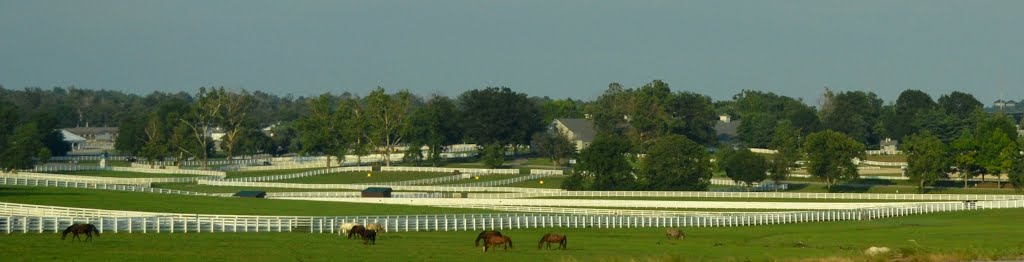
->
[0,177,230,197]
[1,172,197,186]
[380,166,520,175]
[222,167,372,182]
[197,179,562,193]
[3,200,1020,234]
[464,190,1024,201]
[29,165,226,178]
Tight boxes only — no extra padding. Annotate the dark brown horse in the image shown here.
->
[475,230,502,247]
[360,229,377,245]
[483,235,512,252]
[538,233,567,250]
[62,223,100,241]
[348,225,366,239]
[666,228,686,240]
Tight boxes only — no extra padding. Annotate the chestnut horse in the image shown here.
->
[475,230,502,247]
[483,235,512,252]
[538,233,567,250]
[62,223,100,241]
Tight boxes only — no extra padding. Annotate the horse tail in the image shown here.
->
[561,236,567,249]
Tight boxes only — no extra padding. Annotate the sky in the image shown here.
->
[1,1,1021,105]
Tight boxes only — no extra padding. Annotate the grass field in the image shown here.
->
[432,174,530,185]
[531,196,947,203]
[0,186,488,216]
[275,171,453,184]
[504,176,566,189]
[4,208,1024,261]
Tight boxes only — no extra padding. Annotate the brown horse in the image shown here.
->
[483,235,513,252]
[360,230,377,245]
[348,225,366,239]
[475,230,502,247]
[538,233,567,250]
[62,223,100,241]
[666,228,686,240]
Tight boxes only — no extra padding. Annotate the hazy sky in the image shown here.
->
[1,1,1021,104]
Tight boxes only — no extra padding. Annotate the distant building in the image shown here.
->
[880,138,899,154]
[60,130,88,151]
[62,127,119,142]
[995,99,1007,109]
[714,115,741,144]
[551,118,597,151]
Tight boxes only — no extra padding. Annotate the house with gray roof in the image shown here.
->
[551,118,596,151]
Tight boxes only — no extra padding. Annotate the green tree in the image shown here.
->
[768,154,790,190]
[719,147,769,190]
[458,87,543,150]
[803,130,866,189]
[821,91,883,146]
[951,130,981,188]
[903,131,949,193]
[976,129,1016,187]
[882,89,937,140]
[1007,149,1024,192]
[639,134,712,191]
[480,143,506,168]
[0,123,46,172]
[365,87,414,166]
[295,94,353,167]
[140,113,170,167]
[404,95,461,166]
[771,121,801,163]
[115,113,148,155]
[737,113,776,148]
[531,131,575,169]
[575,135,636,190]
[215,88,254,161]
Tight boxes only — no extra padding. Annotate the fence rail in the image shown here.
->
[198,179,562,193]
[1,172,197,186]
[3,200,1020,234]
[0,177,229,197]
[222,167,372,182]
[464,190,1024,201]
[380,166,519,175]
[29,165,226,178]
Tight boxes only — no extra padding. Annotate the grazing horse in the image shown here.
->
[62,223,100,241]
[348,225,366,239]
[360,230,377,245]
[538,233,567,250]
[483,235,513,252]
[365,223,382,233]
[475,230,502,247]
[338,222,357,236]
[665,228,686,240]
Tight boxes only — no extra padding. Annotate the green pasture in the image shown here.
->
[503,176,566,189]
[275,171,453,184]
[49,170,202,178]
[0,186,488,216]
[4,209,1024,261]
[432,174,530,185]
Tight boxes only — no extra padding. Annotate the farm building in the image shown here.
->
[232,191,267,198]
[362,187,393,198]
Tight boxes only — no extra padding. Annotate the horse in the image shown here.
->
[337,222,357,236]
[62,223,100,241]
[538,233,567,250]
[475,230,502,247]
[360,230,377,245]
[348,225,366,239]
[483,235,512,252]
[665,228,686,240]
[365,223,382,233]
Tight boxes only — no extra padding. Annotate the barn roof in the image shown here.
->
[60,130,87,143]
[554,118,596,142]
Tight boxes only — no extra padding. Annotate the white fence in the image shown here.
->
[380,166,520,175]
[0,177,230,197]
[29,165,226,178]
[860,160,908,167]
[3,200,1021,234]
[448,173,555,187]
[1,172,197,186]
[464,190,1024,201]
[222,166,372,182]
[198,179,561,193]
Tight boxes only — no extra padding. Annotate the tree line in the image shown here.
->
[2,83,1023,193]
